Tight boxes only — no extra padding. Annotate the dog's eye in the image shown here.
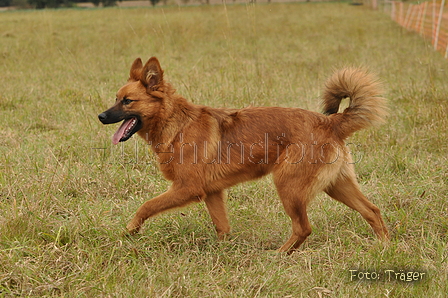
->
[122,98,133,105]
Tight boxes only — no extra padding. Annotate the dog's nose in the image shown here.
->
[98,112,107,123]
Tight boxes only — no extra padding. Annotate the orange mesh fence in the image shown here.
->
[385,0,448,58]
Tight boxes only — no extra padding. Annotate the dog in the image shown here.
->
[98,57,389,253]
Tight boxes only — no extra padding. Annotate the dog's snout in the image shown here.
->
[98,112,107,123]
[98,109,126,124]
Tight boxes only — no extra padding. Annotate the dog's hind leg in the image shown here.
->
[273,172,313,254]
[204,190,231,240]
[277,193,312,254]
[324,172,389,241]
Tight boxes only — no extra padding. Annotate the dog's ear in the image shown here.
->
[129,58,143,82]
[140,57,164,91]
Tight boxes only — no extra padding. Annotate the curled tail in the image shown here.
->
[322,67,387,139]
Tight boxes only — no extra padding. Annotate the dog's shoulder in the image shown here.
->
[202,106,239,122]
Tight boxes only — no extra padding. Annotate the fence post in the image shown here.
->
[419,1,428,35]
[399,1,404,26]
[391,1,396,21]
[416,3,424,33]
[434,0,446,50]
[404,4,413,29]
[432,0,437,46]
[410,5,418,30]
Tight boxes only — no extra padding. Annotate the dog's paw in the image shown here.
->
[124,220,141,236]
[121,228,138,238]
[121,229,135,238]
[217,232,231,241]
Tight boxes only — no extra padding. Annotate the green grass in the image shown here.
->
[1,2,447,297]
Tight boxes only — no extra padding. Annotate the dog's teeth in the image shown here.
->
[124,118,136,136]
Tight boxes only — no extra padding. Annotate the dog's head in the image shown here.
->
[98,57,165,144]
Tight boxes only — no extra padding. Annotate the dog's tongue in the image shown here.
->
[112,118,134,145]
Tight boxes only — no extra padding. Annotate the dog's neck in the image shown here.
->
[139,91,200,147]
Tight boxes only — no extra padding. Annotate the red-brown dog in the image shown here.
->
[98,57,389,253]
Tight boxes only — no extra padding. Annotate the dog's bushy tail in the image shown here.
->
[322,67,387,139]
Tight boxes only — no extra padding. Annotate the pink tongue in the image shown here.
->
[112,118,134,145]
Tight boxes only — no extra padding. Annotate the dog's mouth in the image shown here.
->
[112,117,142,145]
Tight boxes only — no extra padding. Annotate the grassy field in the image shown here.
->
[1,2,447,297]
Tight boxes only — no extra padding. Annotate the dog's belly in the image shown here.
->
[203,162,273,192]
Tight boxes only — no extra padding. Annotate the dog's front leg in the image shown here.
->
[126,186,206,235]
[204,190,231,240]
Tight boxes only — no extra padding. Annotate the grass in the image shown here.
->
[1,2,447,297]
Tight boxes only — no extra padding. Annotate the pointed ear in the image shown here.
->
[140,57,164,91]
[129,58,143,82]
